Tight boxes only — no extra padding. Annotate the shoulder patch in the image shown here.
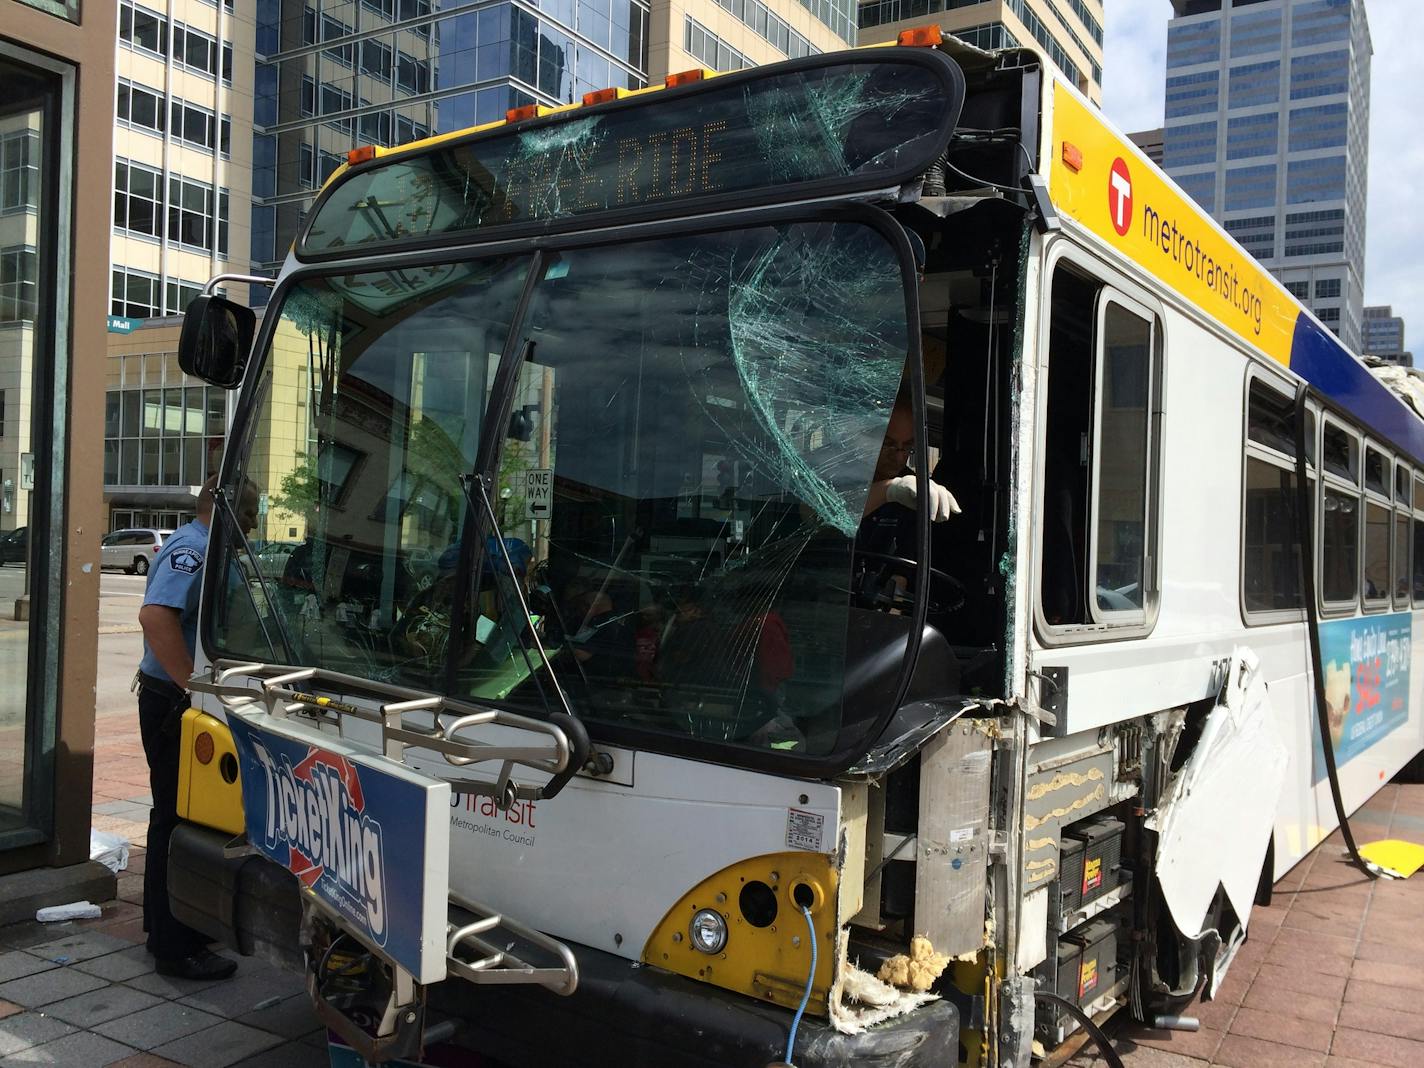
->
[169,547,204,574]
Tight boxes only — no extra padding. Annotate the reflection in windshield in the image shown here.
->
[212,221,911,758]
[212,256,529,689]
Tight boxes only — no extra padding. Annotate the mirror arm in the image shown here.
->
[203,273,277,296]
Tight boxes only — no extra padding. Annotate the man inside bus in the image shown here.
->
[135,475,258,982]
[854,394,960,611]
[861,395,960,533]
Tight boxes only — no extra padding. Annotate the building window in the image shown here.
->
[1165,70,1219,118]
[1292,0,1352,48]
[1289,49,1349,101]
[121,3,233,83]
[1315,278,1342,300]
[117,80,164,137]
[1284,280,1310,300]
[1288,103,1348,153]
[1162,121,1217,168]
[1174,170,1216,212]
[110,267,208,320]
[712,0,817,60]
[1,129,40,214]
[1228,9,1281,57]
[1167,18,1221,68]
[114,160,162,239]
[119,1,167,57]
[683,18,750,72]
[1227,59,1279,107]
[168,175,229,254]
[104,355,225,489]
[1226,112,1278,161]
[0,247,37,322]
[1224,164,1276,211]
[1286,155,1346,205]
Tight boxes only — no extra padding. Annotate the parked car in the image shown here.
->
[0,527,26,565]
[100,528,173,575]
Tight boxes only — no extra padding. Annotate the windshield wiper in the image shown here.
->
[211,484,298,665]
[458,472,580,725]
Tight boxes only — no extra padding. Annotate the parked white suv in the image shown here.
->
[101,528,174,575]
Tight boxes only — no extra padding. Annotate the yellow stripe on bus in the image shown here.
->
[1048,84,1299,368]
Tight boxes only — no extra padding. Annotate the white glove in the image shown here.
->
[884,474,961,522]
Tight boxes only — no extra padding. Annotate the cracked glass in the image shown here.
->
[456,220,912,755]
[301,57,952,253]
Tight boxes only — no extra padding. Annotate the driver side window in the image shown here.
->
[1039,262,1163,635]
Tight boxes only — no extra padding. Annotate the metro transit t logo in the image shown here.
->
[1108,157,1133,236]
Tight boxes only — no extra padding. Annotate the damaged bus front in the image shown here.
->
[161,34,1290,1068]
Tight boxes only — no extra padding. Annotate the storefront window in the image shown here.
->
[0,49,67,843]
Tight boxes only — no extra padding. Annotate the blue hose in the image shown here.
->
[784,904,818,1065]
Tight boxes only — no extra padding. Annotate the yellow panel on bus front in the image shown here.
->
[1048,83,1296,368]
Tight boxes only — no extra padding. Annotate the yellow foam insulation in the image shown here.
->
[877,935,951,992]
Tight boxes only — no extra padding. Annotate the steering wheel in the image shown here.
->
[853,550,967,614]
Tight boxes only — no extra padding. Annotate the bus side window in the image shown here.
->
[1040,263,1161,633]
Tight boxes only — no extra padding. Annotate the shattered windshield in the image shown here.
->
[301,56,955,254]
[458,221,911,755]
[211,219,914,759]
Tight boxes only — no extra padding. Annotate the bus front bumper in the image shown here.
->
[428,942,960,1068]
[170,822,959,1067]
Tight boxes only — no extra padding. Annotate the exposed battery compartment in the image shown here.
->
[1035,808,1132,1052]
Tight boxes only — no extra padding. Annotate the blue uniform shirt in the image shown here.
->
[138,519,210,684]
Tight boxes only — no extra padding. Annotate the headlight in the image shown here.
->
[689,909,728,954]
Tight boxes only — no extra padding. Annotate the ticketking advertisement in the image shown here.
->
[1312,613,1412,784]
[227,713,451,983]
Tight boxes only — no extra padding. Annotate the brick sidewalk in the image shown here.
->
[0,652,330,1067]
[1067,781,1424,1068]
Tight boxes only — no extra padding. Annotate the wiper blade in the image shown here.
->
[458,472,580,725]
[211,484,299,665]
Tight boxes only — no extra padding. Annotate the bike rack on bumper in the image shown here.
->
[189,662,589,1064]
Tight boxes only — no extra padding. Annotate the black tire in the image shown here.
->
[134,556,149,576]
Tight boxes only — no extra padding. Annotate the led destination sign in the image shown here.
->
[300,54,963,255]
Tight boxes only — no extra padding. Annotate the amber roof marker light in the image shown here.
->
[897,24,943,47]
[346,145,377,166]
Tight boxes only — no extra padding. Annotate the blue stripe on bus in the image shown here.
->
[1288,313,1424,465]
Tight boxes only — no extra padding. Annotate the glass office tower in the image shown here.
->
[248,0,856,291]
[1163,0,1372,352]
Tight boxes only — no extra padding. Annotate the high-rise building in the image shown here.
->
[855,0,1104,104]
[247,0,856,290]
[1128,126,1164,166]
[1362,305,1410,366]
[104,1,259,530]
[1162,0,1372,352]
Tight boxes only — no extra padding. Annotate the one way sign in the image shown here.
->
[525,468,552,520]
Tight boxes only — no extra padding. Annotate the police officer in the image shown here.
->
[135,475,257,980]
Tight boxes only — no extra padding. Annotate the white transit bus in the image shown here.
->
[165,27,1424,1068]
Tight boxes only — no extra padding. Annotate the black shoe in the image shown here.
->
[155,948,238,981]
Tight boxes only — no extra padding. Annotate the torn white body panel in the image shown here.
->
[1147,648,1287,938]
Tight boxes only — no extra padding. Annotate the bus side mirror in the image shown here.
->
[178,295,255,389]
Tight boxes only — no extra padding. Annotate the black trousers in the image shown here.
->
[137,676,208,961]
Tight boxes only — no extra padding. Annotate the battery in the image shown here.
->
[1053,938,1082,1006]
[1066,817,1124,907]
[1064,918,1117,1005]
[1058,836,1086,912]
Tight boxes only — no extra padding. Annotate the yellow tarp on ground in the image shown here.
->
[1359,839,1424,878]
